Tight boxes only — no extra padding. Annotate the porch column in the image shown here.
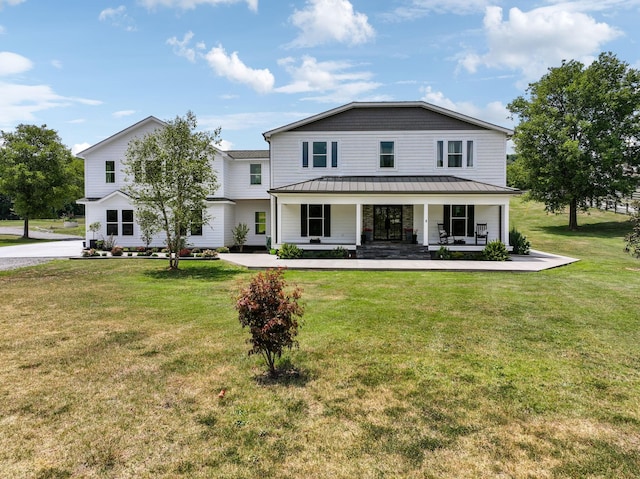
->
[503,202,510,245]
[423,203,429,246]
[270,196,277,245]
[355,203,362,246]
[277,199,283,246]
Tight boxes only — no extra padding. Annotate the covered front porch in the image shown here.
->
[268,176,519,255]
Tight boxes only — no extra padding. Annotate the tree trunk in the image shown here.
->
[22,217,29,239]
[569,198,579,230]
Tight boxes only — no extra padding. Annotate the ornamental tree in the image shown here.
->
[624,201,640,259]
[0,124,82,238]
[508,52,640,230]
[235,268,304,376]
[122,111,220,269]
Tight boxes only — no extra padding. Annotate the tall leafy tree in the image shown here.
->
[122,111,220,270]
[508,52,640,230]
[0,124,81,238]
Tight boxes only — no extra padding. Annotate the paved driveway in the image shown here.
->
[0,226,84,270]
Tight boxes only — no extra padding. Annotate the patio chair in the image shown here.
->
[438,223,450,244]
[475,223,488,245]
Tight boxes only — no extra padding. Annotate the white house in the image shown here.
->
[77,116,270,249]
[78,102,518,255]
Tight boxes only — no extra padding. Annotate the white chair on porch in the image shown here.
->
[475,223,488,245]
[437,223,451,244]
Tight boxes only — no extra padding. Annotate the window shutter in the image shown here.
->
[331,142,338,168]
[301,204,308,237]
[302,142,309,168]
[324,205,331,237]
[443,205,450,234]
[467,205,475,237]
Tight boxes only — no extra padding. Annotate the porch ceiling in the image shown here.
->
[269,175,520,195]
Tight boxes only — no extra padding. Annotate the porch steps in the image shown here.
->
[356,242,430,260]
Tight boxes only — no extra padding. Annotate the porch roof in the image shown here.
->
[269,176,520,195]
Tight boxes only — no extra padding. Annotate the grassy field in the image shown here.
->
[0,218,85,238]
[0,198,638,478]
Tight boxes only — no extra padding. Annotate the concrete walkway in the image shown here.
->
[0,227,84,270]
[218,249,579,272]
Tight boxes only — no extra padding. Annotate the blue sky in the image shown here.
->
[1,0,639,154]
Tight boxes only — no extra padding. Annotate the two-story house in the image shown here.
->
[265,101,518,251]
[77,116,270,249]
[78,101,518,254]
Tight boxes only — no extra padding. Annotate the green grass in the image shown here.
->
[0,218,85,237]
[0,199,638,478]
[0,235,48,247]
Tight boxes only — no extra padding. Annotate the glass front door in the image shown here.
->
[374,205,403,241]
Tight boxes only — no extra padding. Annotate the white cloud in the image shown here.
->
[139,0,258,12]
[289,0,375,47]
[0,81,102,130]
[99,6,137,31]
[459,5,622,83]
[421,86,512,128]
[0,51,33,76]
[0,0,26,7]
[113,110,136,118]
[275,55,381,102]
[72,142,91,156]
[167,31,198,62]
[204,44,274,94]
[387,0,492,20]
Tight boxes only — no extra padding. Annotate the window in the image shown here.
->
[380,141,394,168]
[106,210,118,235]
[303,141,338,168]
[191,210,203,236]
[300,204,331,237]
[437,140,474,168]
[255,211,266,235]
[448,141,463,168]
[105,161,115,183]
[443,205,475,238]
[122,210,134,236]
[250,163,261,185]
[313,142,327,167]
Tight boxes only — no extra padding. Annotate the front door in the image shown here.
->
[374,205,403,241]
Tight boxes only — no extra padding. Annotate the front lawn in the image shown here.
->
[0,199,638,478]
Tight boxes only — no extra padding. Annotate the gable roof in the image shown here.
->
[263,102,513,140]
[76,116,166,158]
[269,176,520,195]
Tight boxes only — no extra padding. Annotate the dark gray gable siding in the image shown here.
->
[289,107,487,132]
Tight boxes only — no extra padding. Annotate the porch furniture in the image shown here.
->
[438,223,450,244]
[475,223,488,245]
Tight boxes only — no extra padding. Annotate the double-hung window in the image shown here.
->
[191,210,203,236]
[250,164,261,185]
[302,141,338,168]
[106,210,118,235]
[300,204,331,237]
[380,141,394,168]
[106,209,134,236]
[122,210,134,236]
[105,161,115,183]
[437,140,474,168]
[255,212,266,235]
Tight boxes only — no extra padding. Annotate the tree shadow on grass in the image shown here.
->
[143,262,248,282]
[540,220,632,239]
[253,367,314,387]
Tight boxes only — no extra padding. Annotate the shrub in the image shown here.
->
[82,248,100,257]
[451,251,465,260]
[232,223,250,252]
[216,246,230,253]
[235,268,304,376]
[111,246,123,256]
[202,249,218,258]
[191,247,201,254]
[269,249,278,255]
[331,246,349,258]
[179,248,192,257]
[435,246,451,259]
[509,227,531,255]
[482,240,510,261]
[102,234,116,251]
[278,243,302,259]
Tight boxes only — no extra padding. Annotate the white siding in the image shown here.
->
[279,203,356,245]
[269,130,508,188]
[225,159,270,200]
[231,200,271,247]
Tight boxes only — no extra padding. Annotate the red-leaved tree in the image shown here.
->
[235,268,304,376]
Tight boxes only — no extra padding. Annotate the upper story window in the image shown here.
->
[105,161,115,183]
[302,141,338,168]
[380,141,395,168]
[250,163,262,185]
[437,140,474,168]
